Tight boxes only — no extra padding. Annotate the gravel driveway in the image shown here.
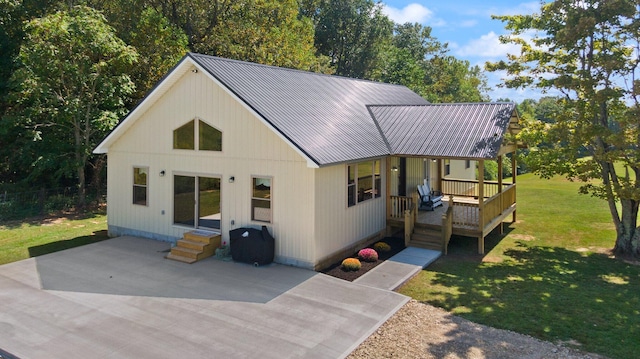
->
[348,300,607,359]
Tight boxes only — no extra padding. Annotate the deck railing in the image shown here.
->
[389,195,413,219]
[441,197,453,255]
[441,178,512,198]
[481,183,516,228]
[451,201,479,228]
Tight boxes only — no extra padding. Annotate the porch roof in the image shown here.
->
[369,103,517,160]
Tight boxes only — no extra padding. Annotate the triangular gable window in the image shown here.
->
[173,119,222,151]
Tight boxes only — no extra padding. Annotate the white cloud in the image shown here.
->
[492,2,542,16]
[382,3,438,25]
[459,20,478,28]
[455,31,522,59]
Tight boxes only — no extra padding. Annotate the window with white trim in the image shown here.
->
[347,160,381,207]
[252,177,272,222]
[173,119,222,151]
[133,167,148,206]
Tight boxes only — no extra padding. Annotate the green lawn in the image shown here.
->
[0,211,108,265]
[399,173,640,359]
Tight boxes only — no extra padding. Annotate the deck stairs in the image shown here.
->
[409,224,444,252]
[166,230,221,264]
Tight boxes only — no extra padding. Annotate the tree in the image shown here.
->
[6,5,137,206]
[314,0,393,78]
[373,22,489,103]
[143,0,322,71]
[88,2,189,105]
[488,0,640,257]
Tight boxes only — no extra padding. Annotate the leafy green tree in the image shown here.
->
[314,0,393,78]
[6,5,137,206]
[373,22,488,103]
[144,0,321,71]
[488,0,640,257]
[90,3,189,104]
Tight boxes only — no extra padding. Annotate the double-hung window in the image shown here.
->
[133,167,148,206]
[347,160,381,207]
[252,177,272,222]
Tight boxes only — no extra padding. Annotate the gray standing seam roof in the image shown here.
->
[188,53,516,165]
[369,103,516,159]
[189,53,429,166]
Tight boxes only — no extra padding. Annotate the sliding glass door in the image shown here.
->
[174,175,221,230]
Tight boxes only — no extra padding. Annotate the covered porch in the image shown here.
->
[370,101,522,255]
[387,170,516,254]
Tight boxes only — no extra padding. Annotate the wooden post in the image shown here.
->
[498,155,504,235]
[437,159,442,192]
[404,209,412,247]
[412,191,419,222]
[478,160,485,255]
[511,152,517,222]
[386,157,392,220]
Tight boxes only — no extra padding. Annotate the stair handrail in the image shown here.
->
[441,195,454,255]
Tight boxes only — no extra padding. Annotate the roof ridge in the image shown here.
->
[188,52,412,89]
[368,102,515,108]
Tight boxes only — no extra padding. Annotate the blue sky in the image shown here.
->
[381,0,544,102]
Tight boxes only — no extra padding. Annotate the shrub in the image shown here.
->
[341,258,361,271]
[358,248,378,262]
[373,241,391,253]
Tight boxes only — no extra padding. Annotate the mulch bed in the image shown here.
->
[321,237,405,281]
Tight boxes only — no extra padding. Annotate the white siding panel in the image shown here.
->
[406,158,426,196]
[107,69,316,266]
[313,162,386,263]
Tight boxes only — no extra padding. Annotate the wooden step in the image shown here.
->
[177,239,209,251]
[409,238,443,251]
[411,227,443,251]
[170,245,215,260]
[183,230,221,244]
[165,252,198,264]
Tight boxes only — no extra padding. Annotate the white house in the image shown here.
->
[94,53,520,269]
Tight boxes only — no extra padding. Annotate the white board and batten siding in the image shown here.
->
[106,68,317,267]
[313,162,387,265]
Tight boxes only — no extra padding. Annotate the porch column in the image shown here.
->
[386,157,391,220]
[437,159,442,191]
[497,155,504,235]
[478,160,485,255]
[511,152,517,222]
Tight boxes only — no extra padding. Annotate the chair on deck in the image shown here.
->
[417,181,443,211]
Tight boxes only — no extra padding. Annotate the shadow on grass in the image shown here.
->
[28,230,109,257]
[0,208,105,229]
[409,241,639,359]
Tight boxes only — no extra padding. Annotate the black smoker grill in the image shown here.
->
[229,226,275,266]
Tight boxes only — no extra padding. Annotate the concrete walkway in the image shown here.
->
[354,247,441,290]
[0,237,416,359]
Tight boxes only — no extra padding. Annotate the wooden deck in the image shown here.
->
[387,183,517,254]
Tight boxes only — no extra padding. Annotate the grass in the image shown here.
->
[0,210,109,265]
[399,173,640,359]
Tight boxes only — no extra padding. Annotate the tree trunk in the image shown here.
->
[74,124,86,209]
[614,198,640,257]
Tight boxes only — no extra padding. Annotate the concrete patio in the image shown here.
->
[0,236,410,359]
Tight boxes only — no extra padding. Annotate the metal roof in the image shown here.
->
[189,53,429,166]
[369,103,516,159]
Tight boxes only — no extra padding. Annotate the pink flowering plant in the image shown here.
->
[358,248,378,262]
[341,258,361,271]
